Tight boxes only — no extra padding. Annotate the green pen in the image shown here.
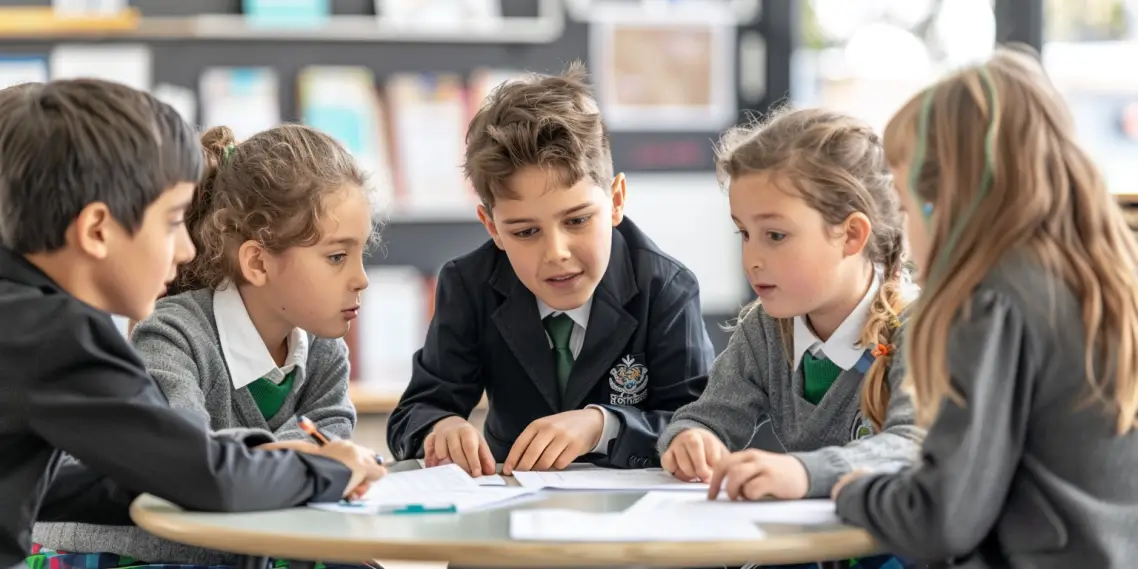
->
[378,503,458,515]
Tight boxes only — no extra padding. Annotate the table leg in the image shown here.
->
[236,555,270,569]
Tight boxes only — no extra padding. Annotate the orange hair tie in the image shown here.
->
[872,343,894,358]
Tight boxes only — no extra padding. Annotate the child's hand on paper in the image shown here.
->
[706,449,808,501]
[313,439,387,500]
[661,427,727,482]
[831,470,869,500]
[424,416,496,477]
[502,408,604,475]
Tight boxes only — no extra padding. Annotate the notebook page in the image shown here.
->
[512,467,707,491]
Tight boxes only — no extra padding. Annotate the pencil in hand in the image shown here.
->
[298,415,384,465]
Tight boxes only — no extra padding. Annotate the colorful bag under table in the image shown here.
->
[26,545,366,569]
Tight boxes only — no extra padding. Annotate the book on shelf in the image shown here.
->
[242,0,330,28]
[154,83,197,125]
[299,66,397,209]
[467,66,526,118]
[376,0,502,30]
[50,43,151,92]
[199,67,280,142]
[52,0,127,17]
[347,266,434,396]
[0,56,47,90]
[386,72,474,215]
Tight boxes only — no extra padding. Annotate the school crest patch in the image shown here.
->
[609,354,648,405]
[850,415,875,441]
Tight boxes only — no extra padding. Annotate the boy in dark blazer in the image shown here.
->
[387,62,715,475]
[0,79,383,569]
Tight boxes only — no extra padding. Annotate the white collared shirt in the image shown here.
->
[535,297,616,454]
[214,284,309,390]
[536,297,592,358]
[792,273,881,373]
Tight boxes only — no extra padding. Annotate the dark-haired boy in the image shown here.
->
[0,79,383,569]
[388,63,715,475]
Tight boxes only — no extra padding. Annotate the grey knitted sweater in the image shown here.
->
[34,289,357,566]
[658,304,924,498]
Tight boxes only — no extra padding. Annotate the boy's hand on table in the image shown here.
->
[424,416,496,477]
[661,427,727,482]
[502,408,604,475]
[706,449,808,501]
[312,439,387,500]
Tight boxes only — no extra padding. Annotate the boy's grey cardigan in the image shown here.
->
[658,304,924,498]
[34,289,357,566]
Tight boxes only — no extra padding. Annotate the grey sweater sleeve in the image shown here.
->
[275,337,356,442]
[132,307,273,443]
[836,290,1030,561]
[791,324,924,497]
[658,306,771,453]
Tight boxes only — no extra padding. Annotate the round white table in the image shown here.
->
[130,462,880,568]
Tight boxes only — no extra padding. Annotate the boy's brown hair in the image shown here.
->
[716,107,908,433]
[462,61,613,210]
[172,124,371,294]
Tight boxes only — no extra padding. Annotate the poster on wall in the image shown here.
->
[588,1,737,132]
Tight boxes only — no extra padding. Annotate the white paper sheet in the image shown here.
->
[511,467,707,491]
[625,491,842,525]
[364,464,481,494]
[308,464,536,515]
[410,460,505,485]
[474,474,507,486]
[310,486,536,515]
[509,509,765,541]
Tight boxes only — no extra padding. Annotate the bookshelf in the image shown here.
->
[0,2,565,43]
[0,0,794,413]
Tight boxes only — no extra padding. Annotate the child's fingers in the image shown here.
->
[686,436,714,482]
[459,428,484,476]
[533,436,570,471]
[661,447,678,476]
[552,446,577,470]
[478,440,497,475]
[515,429,555,472]
[423,433,436,465]
[725,462,762,501]
[705,441,727,471]
[343,470,366,498]
[674,442,699,482]
[503,426,538,475]
[707,452,746,500]
[434,433,450,462]
[742,472,774,501]
[445,433,474,475]
[683,436,713,482]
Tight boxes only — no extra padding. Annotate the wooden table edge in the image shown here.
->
[130,495,881,567]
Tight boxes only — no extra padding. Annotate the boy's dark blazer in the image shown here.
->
[387,217,714,469]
